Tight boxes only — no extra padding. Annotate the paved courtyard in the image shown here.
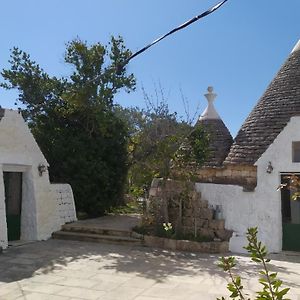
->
[0,239,300,300]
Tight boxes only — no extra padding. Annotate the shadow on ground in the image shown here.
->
[0,239,299,289]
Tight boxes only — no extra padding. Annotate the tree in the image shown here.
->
[1,37,136,216]
[116,89,193,198]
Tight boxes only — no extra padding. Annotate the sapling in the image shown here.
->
[217,227,290,300]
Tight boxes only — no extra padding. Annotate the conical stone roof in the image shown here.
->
[196,87,233,167]
[225,39,300,165]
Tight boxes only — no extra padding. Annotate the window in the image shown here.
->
[292,142,300,162]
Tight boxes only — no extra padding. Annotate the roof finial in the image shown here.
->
[199,86,220,120]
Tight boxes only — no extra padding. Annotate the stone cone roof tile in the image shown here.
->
[225,42,300,165]
[196,118,233,167]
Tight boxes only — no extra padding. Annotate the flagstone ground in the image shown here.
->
[0,239,299,300]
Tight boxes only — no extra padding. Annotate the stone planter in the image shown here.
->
[143,235,229,253]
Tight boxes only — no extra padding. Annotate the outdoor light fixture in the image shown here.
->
[38,163,47,176]
[266,161,274,174]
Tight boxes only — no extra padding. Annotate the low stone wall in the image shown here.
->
[144,235,229,253]
[172,164,257,190]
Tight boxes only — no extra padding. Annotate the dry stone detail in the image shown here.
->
[149,179,232,241]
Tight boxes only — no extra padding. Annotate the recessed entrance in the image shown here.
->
[4,172,23,241]
[281,174,300,251]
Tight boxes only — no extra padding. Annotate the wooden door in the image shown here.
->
[4,172,23,241]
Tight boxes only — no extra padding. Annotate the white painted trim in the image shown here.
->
[2,164,30,173]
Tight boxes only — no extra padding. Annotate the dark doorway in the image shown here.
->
[281,174,300,251]
[3,172,23,241]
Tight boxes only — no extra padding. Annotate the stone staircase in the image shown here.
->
[52,215,144,246]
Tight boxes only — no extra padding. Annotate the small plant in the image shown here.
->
[163,222,173,231]
[162,222,174,238]
[218,227,290,300]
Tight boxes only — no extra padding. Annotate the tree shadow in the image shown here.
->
[0,239,299,291]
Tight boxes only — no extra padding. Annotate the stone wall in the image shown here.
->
[172,164,257,190]
[149,179,232,241]
[51,184,77,225]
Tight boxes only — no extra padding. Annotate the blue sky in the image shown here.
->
[0,0,299,135]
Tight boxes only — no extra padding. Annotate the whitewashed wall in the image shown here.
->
[196,116,300,253]
[0,110,76,249]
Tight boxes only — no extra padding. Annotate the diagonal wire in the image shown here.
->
[122,0,229,68]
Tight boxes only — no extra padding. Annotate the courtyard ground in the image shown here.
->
[0,239,299,300]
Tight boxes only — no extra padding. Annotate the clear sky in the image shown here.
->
[0,0,299,135]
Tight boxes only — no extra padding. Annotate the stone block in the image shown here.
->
[183,200,192,209]
[144,235,164,248]
[197,218,209,228]
[182,226,193,235]
[199,208,214,220]
[198,199,208,208]
[165,179,184,192]
[209,241,229,253]
[164,238,177,250]
[176,239,192,251]
[182,217,193,227]
[215,229,233,241]
[149,188,158,197]
[197,228,215,239]
[151,178,162,188]
[215,170,223,177]
[232,170,240,177]
[191,191,201,202]
[131,231,143,239]
[183,209,193,217]
[222,169,232,177]
[241,170,250,177]
[209,219,225,230]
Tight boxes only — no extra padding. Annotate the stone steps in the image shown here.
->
[52,230,144,246]
[61,223,132,237]
[52,219,144,246]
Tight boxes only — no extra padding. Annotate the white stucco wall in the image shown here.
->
[196,116,300,253]
[0,109,76,249]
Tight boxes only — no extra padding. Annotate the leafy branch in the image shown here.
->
[218,227,290,300]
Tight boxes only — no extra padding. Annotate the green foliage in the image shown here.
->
[218,227,290,300]
[278,174,300,200]
[116,100,192,194]
[1,37,135,216]
[109,201,142,215]
[174,124,210,177]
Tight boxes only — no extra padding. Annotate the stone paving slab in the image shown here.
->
[0,239,299,300]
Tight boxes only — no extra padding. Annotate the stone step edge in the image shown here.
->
[52,230,143,244]
[144,235,229,253]
[61,225,134,237]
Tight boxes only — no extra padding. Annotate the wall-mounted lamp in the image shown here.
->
[38,163,47,176]
[266,161,274,174]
